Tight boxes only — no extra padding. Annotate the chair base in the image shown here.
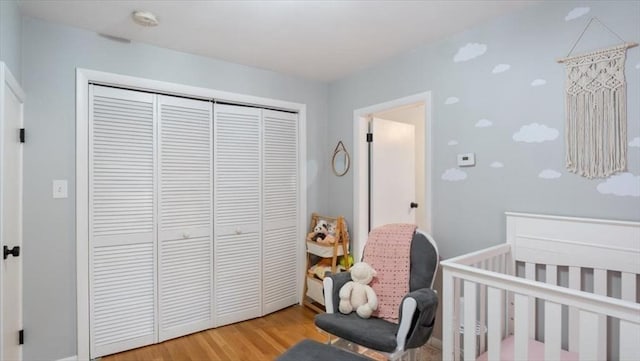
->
[322,331,421,361]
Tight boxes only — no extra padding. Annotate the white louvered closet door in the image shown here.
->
[213,104,262,326]
[157,95,213,341]
[89,86,157,358]
[262,110,299,314]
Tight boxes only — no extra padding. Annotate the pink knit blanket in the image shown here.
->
[363,223,416,323]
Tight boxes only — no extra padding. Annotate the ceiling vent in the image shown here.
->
[132,11,159,27]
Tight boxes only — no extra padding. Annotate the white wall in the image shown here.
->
[21,16,330,360]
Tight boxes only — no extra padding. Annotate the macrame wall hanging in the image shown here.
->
[557,17,637,179]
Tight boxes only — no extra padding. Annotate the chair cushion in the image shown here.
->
[315,312,399,353]
[409,231,438,292]
[276,340,371,361]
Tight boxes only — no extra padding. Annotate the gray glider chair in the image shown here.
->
[314,230,439,360]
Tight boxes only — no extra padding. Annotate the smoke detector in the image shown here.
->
[132,11,159,27]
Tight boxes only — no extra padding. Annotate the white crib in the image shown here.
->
[441,212,640,361]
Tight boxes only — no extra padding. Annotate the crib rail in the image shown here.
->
[442,251,640,361]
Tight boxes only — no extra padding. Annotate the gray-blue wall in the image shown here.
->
[13,1,640,359]
[327,0,640,259]
[21,16,329,360]
[0,0,21,80]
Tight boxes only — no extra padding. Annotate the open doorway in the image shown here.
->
[352,92,432,261]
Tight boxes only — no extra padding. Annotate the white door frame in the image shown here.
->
[76,68,307,360]
[352,92,432,261]
[0,62,26,361]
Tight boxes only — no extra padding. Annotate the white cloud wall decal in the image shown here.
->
[629,137,640,147]
[447,140,458,146]
[531,79,547,87]
[565,7,590,21]
[513,123,559,143]
[454,43,487,62]
[490,161,504,168]
[492,64,511,74]
[538,169,562,179]
[475,119,493,128]
[597,173,640,197]
[442,168,467,181]
[445,97,459,105]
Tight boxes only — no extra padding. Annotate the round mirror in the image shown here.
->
[332,141,350,177]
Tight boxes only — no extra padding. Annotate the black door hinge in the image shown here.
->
[366,132,373,143]
[19,329,24,345]
[19,128,25,143]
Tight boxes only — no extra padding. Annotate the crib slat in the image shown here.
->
[544,301,562,361]
[619,320,640,360]
[593,269,607,295]
[506,253,514,336]
[621,272,636,302]
[568,266,581,352]
[454,277,461,361]
[488,287,503,361]
[480,282,487,353]
[593,269,607,361]
[443,270,455,361]
[578,310,599,360]
[464,281,477,361]
[525,262,536,338]
[546,265,557,285]
[514,294,529,360]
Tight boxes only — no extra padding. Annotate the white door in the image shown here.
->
[213,104,262,326]
[262,109,298,315]
[1,68,24,361]
[89,86,157,357]
[370,117,416,229]
[157,95,213,341]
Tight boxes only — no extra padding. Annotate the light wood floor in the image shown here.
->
[103,306,326,361]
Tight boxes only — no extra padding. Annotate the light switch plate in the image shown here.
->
[53,179,68,199]
[457,153,476,167]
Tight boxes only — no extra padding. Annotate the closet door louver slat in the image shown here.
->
[89,85,157,358]
[158,95,213,341]
[262,110,299,314]
[214,104,262,326]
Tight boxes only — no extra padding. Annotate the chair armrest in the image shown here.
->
[396,288,439,351]
[322,272,352,313]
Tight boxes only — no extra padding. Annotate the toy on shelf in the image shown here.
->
[306,219,336,244]
[303,213,351,313]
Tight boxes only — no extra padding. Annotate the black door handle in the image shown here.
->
[410,202,419,209]
[3,245,20,260]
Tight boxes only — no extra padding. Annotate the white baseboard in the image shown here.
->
[428,337,442,350]
[57,356,78,361]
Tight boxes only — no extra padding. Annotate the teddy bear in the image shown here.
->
[338,262,378,318]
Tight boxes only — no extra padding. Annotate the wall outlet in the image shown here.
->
[53,179,68,199]
[457,153,476,167]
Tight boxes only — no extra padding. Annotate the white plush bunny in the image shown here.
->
[338,262,378,318]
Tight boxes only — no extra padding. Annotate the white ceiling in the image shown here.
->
[19,0,536,82]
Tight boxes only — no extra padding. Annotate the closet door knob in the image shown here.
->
[235,229,242,235]
[182,232,190,239]
[410,202,419,209]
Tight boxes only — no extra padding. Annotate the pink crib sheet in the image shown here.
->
[476,335,579,361]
